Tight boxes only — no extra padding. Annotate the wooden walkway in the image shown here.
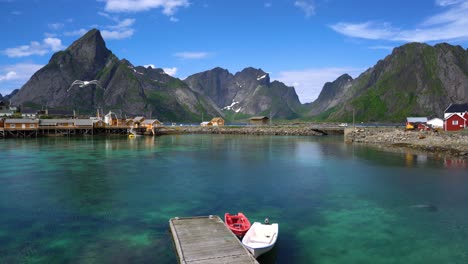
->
[169,216,258,264]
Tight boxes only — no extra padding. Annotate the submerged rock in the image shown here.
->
[410,204,438,212]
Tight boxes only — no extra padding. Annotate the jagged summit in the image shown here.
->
[184,66,301,119]
[10,28,466,122]
[11,29,222,121]
[67,29,105,51]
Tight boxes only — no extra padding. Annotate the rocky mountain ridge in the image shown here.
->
[11,29,222,121]
[184,67,302,119]
[8,28,468,122]
[305,42,468,121]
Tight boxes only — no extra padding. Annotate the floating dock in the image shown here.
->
[169,215,258,264]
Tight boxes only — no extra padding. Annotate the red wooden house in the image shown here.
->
[444,103,468,131]
[444,113,466,131]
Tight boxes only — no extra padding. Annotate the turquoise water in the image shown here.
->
[0,135,467,263]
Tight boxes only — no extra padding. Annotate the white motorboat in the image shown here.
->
[241,219,278,258]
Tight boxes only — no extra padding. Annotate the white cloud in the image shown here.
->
[163,67,177,76]
[174,52,209,59]
[96,12,136,40]
[11,11,21,15]
[48,23,64,30]
[274,67,362,103]
[66,14,135,40]
[44,32,58,38]
[0,63,43,93]
[264,2,272,8]
[98,11,114,20]
[64,28,88,37]
[107,18,135,29]
[43,38,63,51]
[331,22,395,40]
[2,37,64,58]
[170,16,179,22]
[0,71,17,81]
[143,64,177,76]
[294,0,315,18]
[331,1,468,42]
[435,0,463,6]
[102,0,190,15]
[101,28,134,40]
[422,1,468,26]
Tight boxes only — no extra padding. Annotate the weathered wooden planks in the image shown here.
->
[169,216,258,264]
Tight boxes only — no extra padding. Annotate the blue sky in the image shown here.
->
[1,0,468,103]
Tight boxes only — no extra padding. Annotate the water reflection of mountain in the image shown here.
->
[347,143,447,168]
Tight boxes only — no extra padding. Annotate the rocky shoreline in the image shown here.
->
[346,127,468,159]
[157,125,342,136]
[157,125,468,160]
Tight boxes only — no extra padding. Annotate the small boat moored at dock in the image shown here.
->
[225,212,251,237]
[242,219,278,258]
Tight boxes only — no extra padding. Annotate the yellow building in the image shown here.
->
[4,119,39,129]
[142,119,162,130]
[210,117,225,126]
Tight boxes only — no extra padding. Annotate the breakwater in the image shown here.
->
[157,125,344,136]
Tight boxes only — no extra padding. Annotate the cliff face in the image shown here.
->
[184,67,302,119]
[305,74,353,116]
[11,29,222,121]
[305,43,468,121]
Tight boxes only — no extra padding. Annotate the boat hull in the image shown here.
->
[242,222,278,258]
[244,243,275,258]
[224,212,251,237]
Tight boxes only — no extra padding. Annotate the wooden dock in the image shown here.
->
[169,216,258,264]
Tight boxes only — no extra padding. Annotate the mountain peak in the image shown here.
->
[67,29,105,52]
[235,67,269,84]
[238,67,266,76]
[47,28,112,78]
[64,28,111,69]
[211,67,229,72]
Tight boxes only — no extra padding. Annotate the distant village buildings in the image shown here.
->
[406,117,428,130]
[444,103,468,131]
[249,116,269,125]
[210,117,225,126]
[200,117,225,127]
[4,119,39,129]
[404,103,467,131]
[200,121,212,127]
[427,118,444,129]
[0,101,14,117]
[142,119,162,130]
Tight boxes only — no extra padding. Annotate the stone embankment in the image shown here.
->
[345,127,468,158]
[158,125,342,136]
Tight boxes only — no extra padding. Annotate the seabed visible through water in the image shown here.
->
[0,135,467,263]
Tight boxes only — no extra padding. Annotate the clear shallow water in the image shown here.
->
[0,135,467,264]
